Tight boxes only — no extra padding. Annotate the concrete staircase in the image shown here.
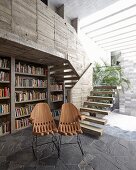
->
[51,63,117,136]
[50,62,80,88]
[80,85,117,136]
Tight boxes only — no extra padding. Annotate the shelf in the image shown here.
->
[51,100,63,103]
[15,125,32,131]
[15,98,47,104]
[0,112,10,117]
[15,72,46,77]
[15,86,47,89]
[50,90,63,92]
[15,114,30,119]
[0,67,10,71]
[0,81,10,83]
[0,132,10,137]
[0,97,10,100]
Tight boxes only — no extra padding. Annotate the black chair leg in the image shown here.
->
[51,135,60,157]
[58,135,62,158]
[32,135,37,160]
[77,134,84,155]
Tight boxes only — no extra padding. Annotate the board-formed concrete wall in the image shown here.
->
[119,53,136,116]
[0,0,91,76]
[0,0,92,108]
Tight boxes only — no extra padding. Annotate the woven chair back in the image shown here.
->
[58,103,82,135]
[30,103,57,135]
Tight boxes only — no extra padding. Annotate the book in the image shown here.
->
[0,121,10,135]
[15,90,46,102]
[0,104,10,114]
[0,71,10,81]
[0,58,10,68]
[50,94,63,101]
[15,76,47,88]
[0,87,10,97]
[52,109,61,117]
[15,104,34,118]
[15,62,47,76]
[15,117,30,129]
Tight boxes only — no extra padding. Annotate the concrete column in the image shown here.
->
[56,4,64,19]
[41,0,48,6]
[71,18,79,33]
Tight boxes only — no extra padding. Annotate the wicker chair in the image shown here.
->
[58,103,84,156]
[30,103,59,159]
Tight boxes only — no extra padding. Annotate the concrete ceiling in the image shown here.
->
[49,0,119,19]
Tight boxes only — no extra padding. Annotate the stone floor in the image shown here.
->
[0,123,136,170]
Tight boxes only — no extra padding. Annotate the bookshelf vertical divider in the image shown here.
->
[11,57,15,132]
[47,66,51,106]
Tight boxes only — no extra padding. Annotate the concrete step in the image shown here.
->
[51,71,76,76]
[94,85,117,89]
[50,64,70,72]
[84,101,113,108]
[87,96,114,102]
[91,91,115,95]
[80,107,110,115]
[63,77,79,81]
[65,81,78,85]
[80,121,103,136]
[81,114,107,125]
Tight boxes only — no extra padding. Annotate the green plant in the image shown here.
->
[93,61,130,91]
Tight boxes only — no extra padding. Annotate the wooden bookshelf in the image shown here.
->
[49,76,65,117]
[0,57,66,136]
[15,114,30,119]
[15,98,47,104]
[15,72,47,77]
[0,81,10,84]
[0,56,11,137]
[15,87,47,89]
[50,90,63,92]
[0,97,10,100]
[13,60,48,131]
[14,125,32,132]
[0,67,10,71]
[51,100,63,103]
[0,112,10,117]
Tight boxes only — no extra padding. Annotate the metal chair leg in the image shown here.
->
[32,135,37,159]
[77,134,84,155]
[58,135,62,158]
[51,135,60,157]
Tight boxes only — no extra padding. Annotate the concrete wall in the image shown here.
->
[0,0,92,108]
[70,32,110,108]
[119,53,136,116]
[70,65,93,109]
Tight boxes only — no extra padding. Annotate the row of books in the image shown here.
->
[15,118,30,129]
[15,76,47,88]
[15,62,47,75]
[50,84,63,91]
[15,91,46,102]
[0,121,10,136]
[0,58,10,68]
[0,104,10,114]
[50,94,63,101]
[0,87,10,97]
[15,104,35,118]
[52,109,61,117]
[0,71,10,81]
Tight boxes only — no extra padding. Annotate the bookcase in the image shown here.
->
[14,60,48,130]
[0,56,65,136]
[0,56,11,137]
[49,77,65,117]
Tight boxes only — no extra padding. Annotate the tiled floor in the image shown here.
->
[0,123,136,170]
